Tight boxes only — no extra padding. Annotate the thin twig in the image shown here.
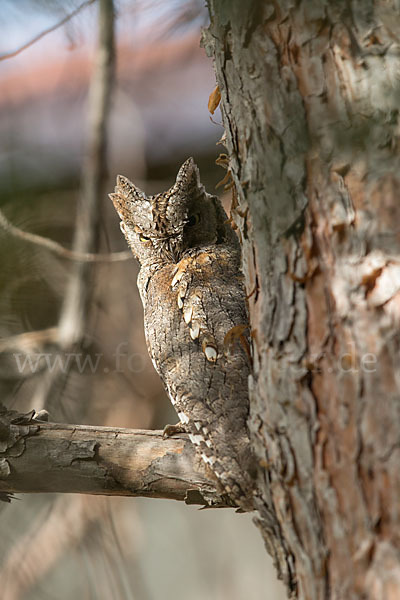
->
[0,208,131,262]
[0,0,97,62]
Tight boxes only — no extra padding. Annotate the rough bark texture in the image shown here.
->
[0,408,229,507]
[204,1,400,599]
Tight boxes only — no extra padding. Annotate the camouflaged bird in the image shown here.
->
[110,158,254,510]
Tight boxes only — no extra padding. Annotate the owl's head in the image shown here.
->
[110,157,235,266]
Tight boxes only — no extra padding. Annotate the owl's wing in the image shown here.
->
[171,249,249,363]
[144,248,254,510]
[171,258,218,363]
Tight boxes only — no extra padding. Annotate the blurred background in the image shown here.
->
[0,1,286,598]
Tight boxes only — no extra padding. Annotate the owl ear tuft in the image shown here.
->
[115,175,147,203]
[174,157,204,196]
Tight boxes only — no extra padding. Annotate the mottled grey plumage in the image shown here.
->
[110,158,254,510]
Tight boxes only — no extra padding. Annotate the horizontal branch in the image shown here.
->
[0,417,230,508]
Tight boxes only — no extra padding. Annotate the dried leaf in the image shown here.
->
[208,85,221,114]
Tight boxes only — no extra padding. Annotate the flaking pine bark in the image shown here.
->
[204,1,400,599]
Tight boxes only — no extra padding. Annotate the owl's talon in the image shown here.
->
[163,422,187,438]
[33,409,50,422]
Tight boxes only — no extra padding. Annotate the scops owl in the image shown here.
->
[110,158,254,510]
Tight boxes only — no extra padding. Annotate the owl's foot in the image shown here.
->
[162,422,187,438]
[33,409,50,422]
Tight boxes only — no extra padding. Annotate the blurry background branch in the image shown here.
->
[0,495,114,600]
[0,328,58,354]
[0,0,97,61]
[58,0,114,347]
[33,0,115,409]
[0,207,131,262]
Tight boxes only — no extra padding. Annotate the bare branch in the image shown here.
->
[32,0,116,407]
[58,0,115,348]
[0,208,131,263]
[0,419,229,507]
[0,328,57,354]
[0,0,97,62]
[0,495,110,600]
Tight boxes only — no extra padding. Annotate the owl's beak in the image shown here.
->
[168,239,180,264]
[170,249,179,263]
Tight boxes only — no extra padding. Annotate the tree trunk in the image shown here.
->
[204,1,400,598]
